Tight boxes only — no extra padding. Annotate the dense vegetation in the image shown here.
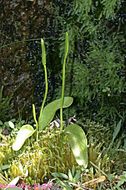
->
[0,0,126,189]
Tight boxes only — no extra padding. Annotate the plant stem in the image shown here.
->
[40,64,48,113]
[39,39,48,127]
[60,32,69,131]
[32,104,39,141]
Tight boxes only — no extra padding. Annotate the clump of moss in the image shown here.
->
[0,128,77,183]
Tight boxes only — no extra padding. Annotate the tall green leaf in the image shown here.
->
[12,125,35,151]
[107,120,122,152]
[64,124,88,168]
[39,97,73,130]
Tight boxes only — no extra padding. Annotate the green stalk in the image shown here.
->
[39,39,48,125]
[60,32,69,131]
[32,104,39,141]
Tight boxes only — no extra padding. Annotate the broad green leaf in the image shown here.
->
[12,125,35,151]
[39,97,73,130]
[64,124,88,168]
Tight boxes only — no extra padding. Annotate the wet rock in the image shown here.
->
[0,0,55,119]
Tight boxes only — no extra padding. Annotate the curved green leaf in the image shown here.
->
[64,124,88,168]
[39,97,73,130]
[12,125,35,151]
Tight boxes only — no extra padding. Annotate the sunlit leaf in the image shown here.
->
[64,124,88,168]
[12,125,35,151]
[39,97,73,130]
[8,121,14,129]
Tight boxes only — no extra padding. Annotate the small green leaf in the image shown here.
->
[8,121,14,129]
[112,120,122,141]
[39,97,73,130]
[0,120,3,125]
[12,125,35,151]
[0,164,10,171]
[64,124,88,168]
[52,172,68,180]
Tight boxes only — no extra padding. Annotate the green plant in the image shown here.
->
[116,171,126,189]
[53,0,126,125]
[52,166,82,189]
[12,32,88,169]
[8,130,74,180]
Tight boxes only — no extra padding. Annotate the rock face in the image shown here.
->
[0,0,55,119]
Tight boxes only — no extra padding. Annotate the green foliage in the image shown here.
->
[39,38,48,120]
[1,1,126,188]
[53,166,81,184]
[0,119,125,188]
[83,119,126,173]
[8,129,77,183]
[12,125,35,151]
[107,120,122,151]
[39,97,73,130]
[12,35,73,150]
[12,33,88,171]
[64,124,88,168]
[60,32,69,130]
[102,0,122,18]
[53,0,126,124]
[52,167,82,190]
[116,171,126,189]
